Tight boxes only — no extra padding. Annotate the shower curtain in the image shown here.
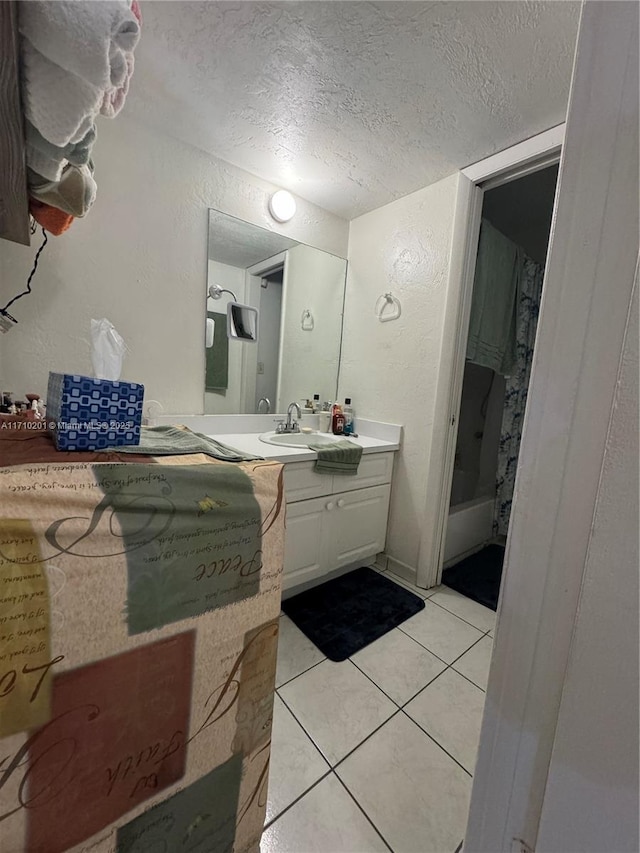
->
[494,254,544,535]
[466,218,544,536]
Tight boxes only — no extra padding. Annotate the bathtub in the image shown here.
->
[443,494,494,566]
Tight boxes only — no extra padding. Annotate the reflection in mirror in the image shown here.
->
[205,210,347,414]
[227,303,259,342]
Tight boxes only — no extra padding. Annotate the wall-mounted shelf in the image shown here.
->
[0,0,30,246]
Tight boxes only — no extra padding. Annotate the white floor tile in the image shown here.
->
[337,713,471,853]
[453,635,494,690]
[429,587,496,632]
[405,669,486,774]
[278,659,396,765]
[266,695,330,824]
[261,773,388,853]
[351,628,447,706]
[400,600,483,663]
[275,615,325,688]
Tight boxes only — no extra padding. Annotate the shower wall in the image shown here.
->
[450,361,505,507]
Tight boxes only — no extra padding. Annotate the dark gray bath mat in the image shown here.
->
[441,544,505,611]
[281,566,425,661]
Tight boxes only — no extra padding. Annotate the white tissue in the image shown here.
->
[91,318,126,380]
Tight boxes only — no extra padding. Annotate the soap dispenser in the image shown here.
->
[331,403,345,435]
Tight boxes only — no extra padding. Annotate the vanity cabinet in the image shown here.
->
[327,484,391,570]
[282,452,394,591]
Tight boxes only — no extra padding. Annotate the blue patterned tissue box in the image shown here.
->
[46,372,144,451]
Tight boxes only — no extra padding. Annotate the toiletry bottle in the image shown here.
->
[332,403,345,435]
[319,402,331,433]
[312,394,321,413]
[343,398,355,435]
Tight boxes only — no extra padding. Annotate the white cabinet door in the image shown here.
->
[327,485,391,570]
[283,494,330,589]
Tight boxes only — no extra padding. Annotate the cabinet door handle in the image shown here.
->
[326,501,335,511]
[337,499,345,508]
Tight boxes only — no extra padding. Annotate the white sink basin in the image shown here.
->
[259,431,344,448]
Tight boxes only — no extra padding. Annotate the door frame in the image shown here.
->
[243,251,287,413]
[463,3,638,850]
[416,123,564,590]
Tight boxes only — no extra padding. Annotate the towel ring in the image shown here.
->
[375,292,402,322]
[301,309,314,331]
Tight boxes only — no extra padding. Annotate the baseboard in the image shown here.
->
[372,552,388,571]
[386,555,422,586]
[281,557,381,600]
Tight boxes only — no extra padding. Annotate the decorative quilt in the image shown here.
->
[0,453,285,853]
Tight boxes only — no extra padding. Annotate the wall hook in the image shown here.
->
[375,292,401,322]
[301,309,314,331]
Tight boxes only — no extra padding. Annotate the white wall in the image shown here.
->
[536,277,639,853]
[0,115,348,412]
[278,243,347,410]
[338,174,462,574]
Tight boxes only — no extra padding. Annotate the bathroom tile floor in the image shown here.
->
[261,566,496,853]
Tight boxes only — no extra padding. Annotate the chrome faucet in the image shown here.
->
[273,402,302,434]
[257,397,271,414]
[286,402,301,432]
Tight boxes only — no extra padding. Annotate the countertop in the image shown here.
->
[207,432,400,464]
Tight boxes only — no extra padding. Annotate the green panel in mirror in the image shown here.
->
[205,210,347,415]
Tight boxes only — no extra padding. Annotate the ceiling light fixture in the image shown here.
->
[268,190,296,222]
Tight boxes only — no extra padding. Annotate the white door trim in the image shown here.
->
[461,123,565,185]
[416,130,563,590]
[465,3,639,851]
[246,250,287,278]
[416,173,480,588]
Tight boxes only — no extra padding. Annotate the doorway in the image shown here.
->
[255,267,284,412]
[441,164,559,610]
[240,251,287,414]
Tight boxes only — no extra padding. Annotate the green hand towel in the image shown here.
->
[309,439,363,475]
[205,311,229,395]
[99,425,262,462]
[466,218,521,375]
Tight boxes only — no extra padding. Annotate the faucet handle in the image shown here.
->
[273,419,286,434]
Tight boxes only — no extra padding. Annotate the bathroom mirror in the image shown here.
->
[205,209,347,414]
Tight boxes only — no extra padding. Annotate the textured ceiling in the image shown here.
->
[208,210,299,267]
[127,1,580,219]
